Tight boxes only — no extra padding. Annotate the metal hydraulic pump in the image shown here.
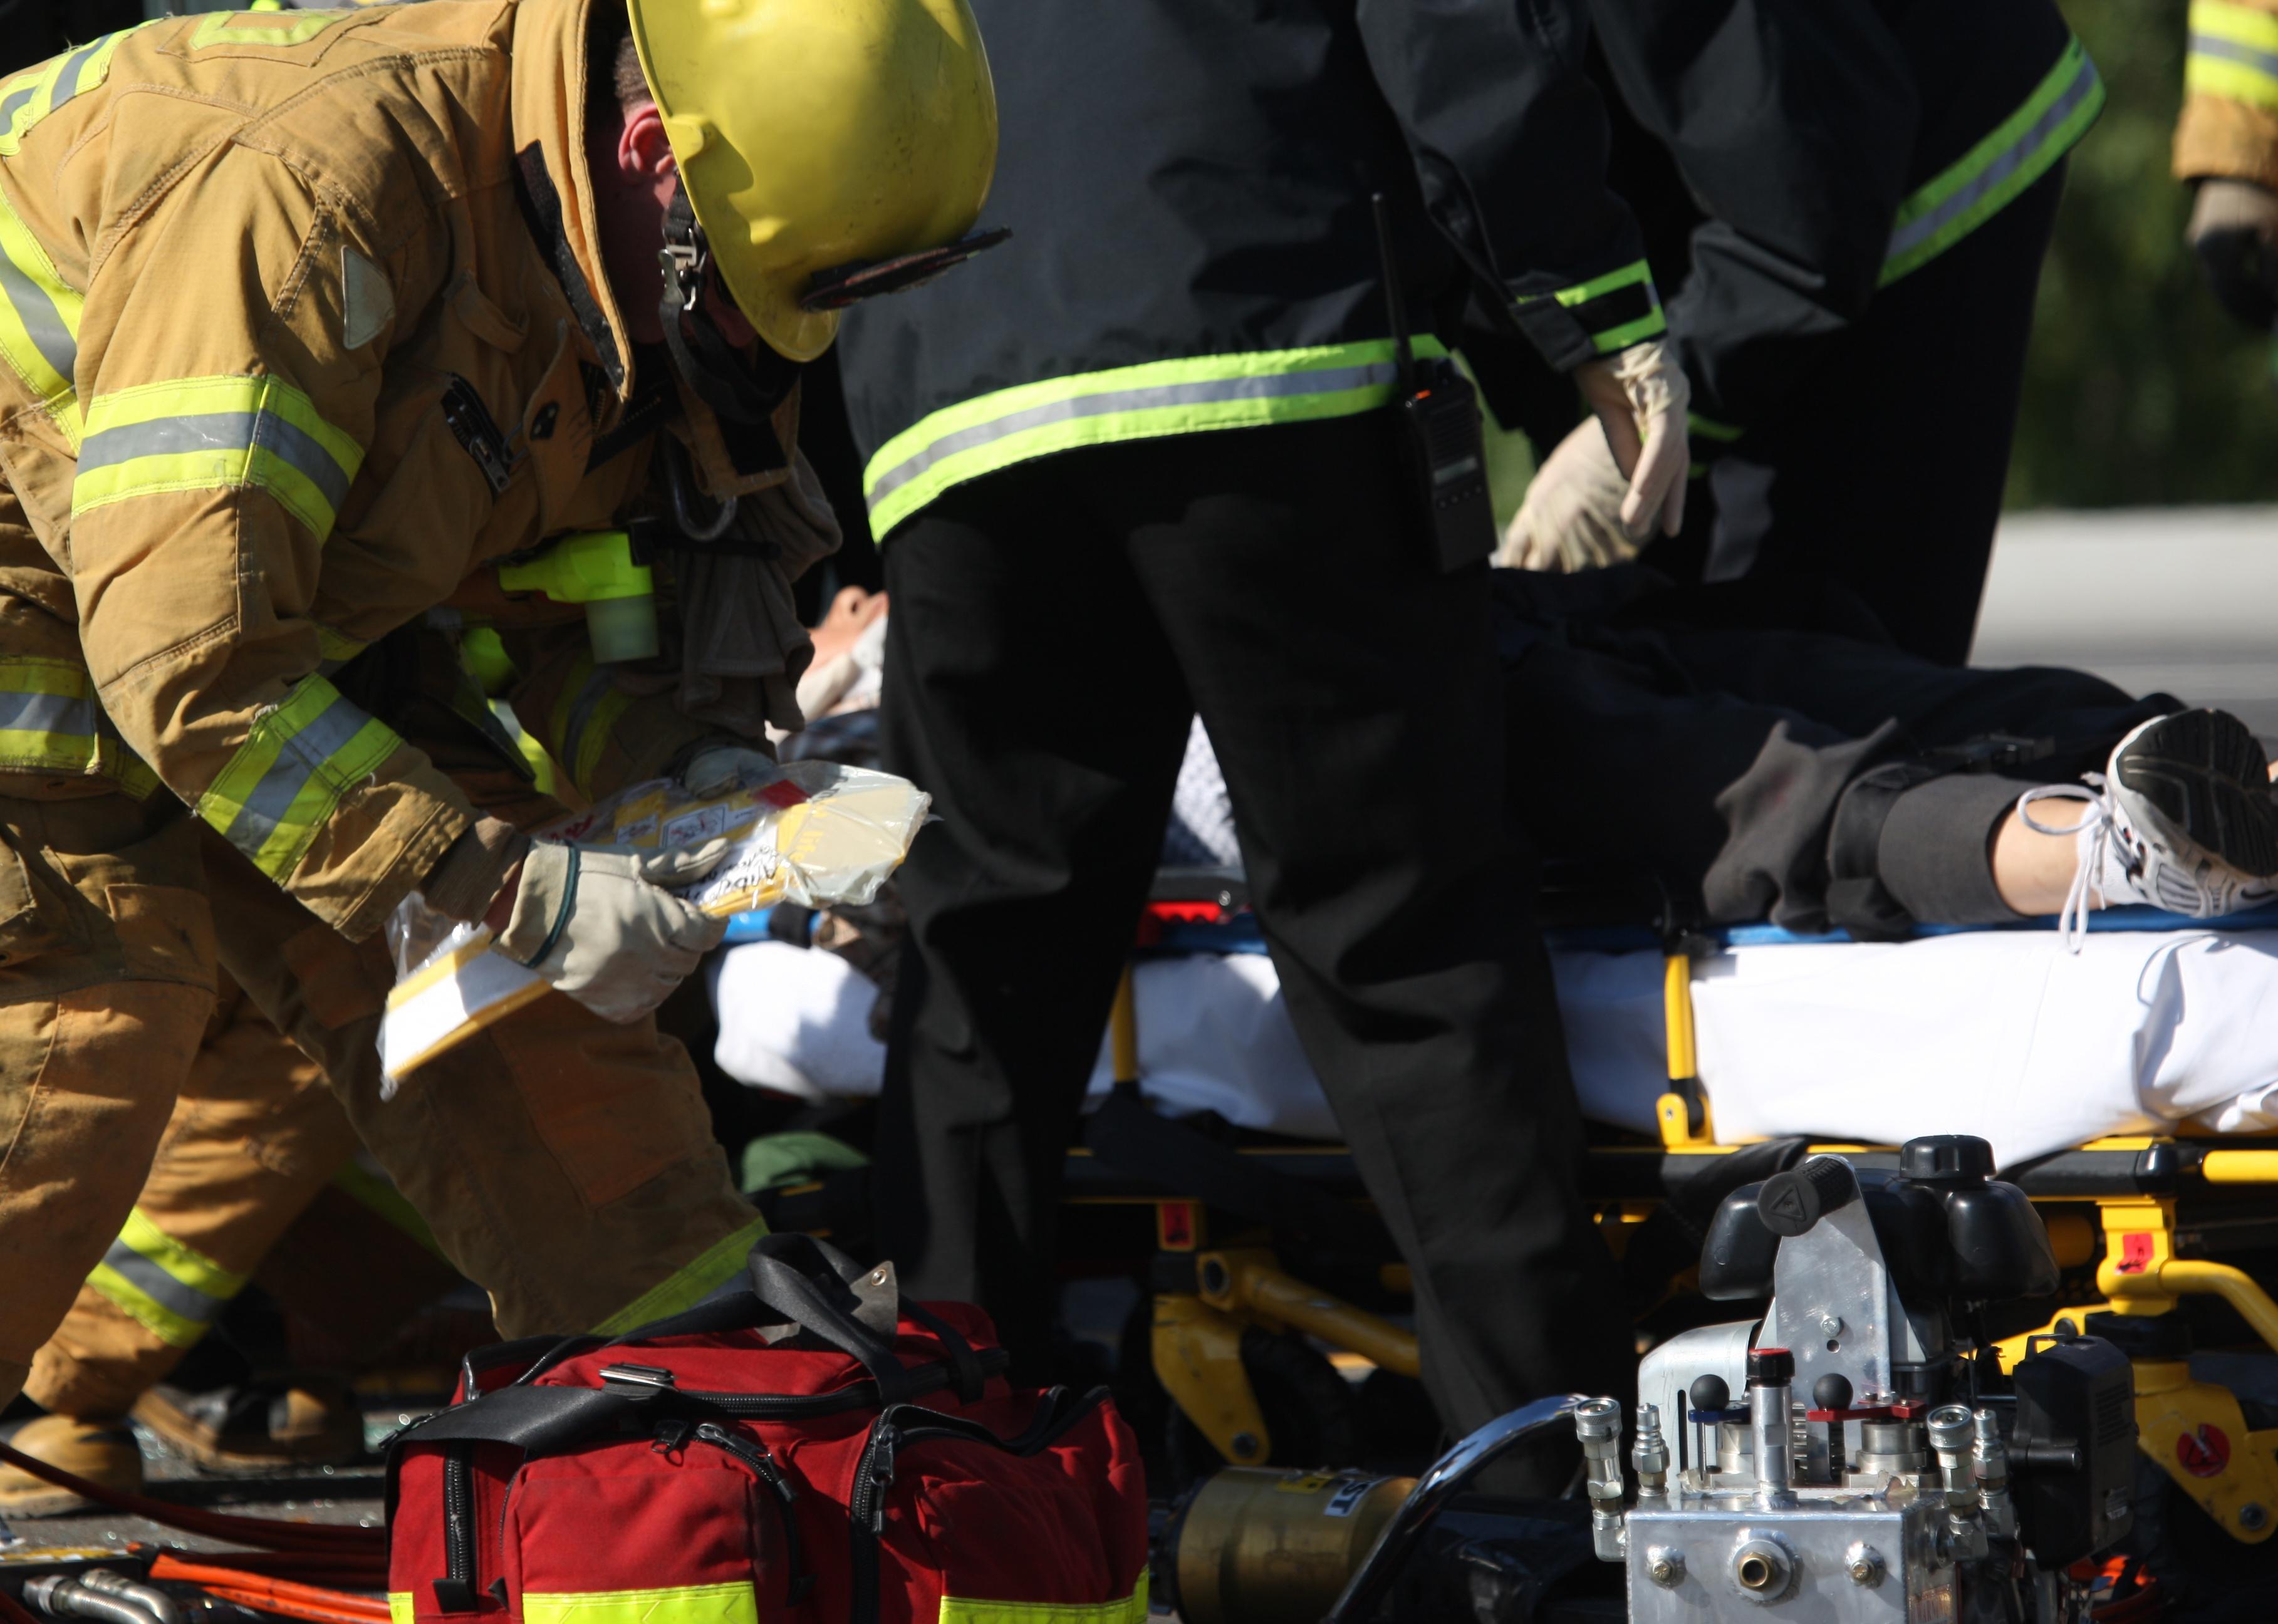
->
[1581,1135,2136,1623]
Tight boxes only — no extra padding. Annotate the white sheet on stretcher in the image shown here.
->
[707,927,2278,1168]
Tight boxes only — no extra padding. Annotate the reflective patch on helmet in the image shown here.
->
[342,246,393,351]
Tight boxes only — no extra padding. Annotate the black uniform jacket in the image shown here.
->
[1589,0,2098,434]
[839,0,1662,539]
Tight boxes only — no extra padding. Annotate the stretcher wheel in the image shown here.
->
[1165,1328,1358,1489]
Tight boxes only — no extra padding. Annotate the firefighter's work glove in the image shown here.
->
[2188,179,2278,331]
[680,741,777,799]
[1571,339,1690,546]
[1497,416,1638,573]
[492,840,732,1023]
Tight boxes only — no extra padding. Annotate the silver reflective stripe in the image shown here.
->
[98,1238,225,1326]
[867,360,1399,508]
[0,687,90,735]
[224,695,370,855]
[78,409,353,514]
[557,663,615,771]
[1885,60,2102,264]
[0,232,75,382]
[48,41,102,108]
[0,85,33,128]
[2192,31,2278,76]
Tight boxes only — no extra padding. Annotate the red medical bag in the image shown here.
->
[388,1236,1148,1624]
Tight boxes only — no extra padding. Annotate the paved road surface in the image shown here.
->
[1974,506,2278,743]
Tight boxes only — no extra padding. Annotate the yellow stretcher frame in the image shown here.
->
[1112,940,2278,1544]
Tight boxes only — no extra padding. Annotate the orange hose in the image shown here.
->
[136,1549,390,1587]
[197,1586,391,1624]
[147,1556,391,1615]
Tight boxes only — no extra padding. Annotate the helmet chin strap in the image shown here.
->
[656,182,801,429]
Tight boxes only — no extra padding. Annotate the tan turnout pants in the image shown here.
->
[24,976,358,1418]
[0,780,759,1413]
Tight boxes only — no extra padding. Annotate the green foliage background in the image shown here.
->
[2010,0,2278,506]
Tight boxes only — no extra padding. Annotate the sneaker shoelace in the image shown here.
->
[2015,776,2125,953]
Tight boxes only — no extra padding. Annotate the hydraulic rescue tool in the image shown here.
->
[1155,1135,2136,1622]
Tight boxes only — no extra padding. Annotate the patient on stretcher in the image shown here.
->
[1491,566,2278,943]
[712,572,2278,1158]
[772,570,2278,947]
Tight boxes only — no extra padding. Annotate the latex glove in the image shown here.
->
[681,741,776,798]
[2188,178,2278,330]
[1496,416,1636,572]
[492,840,732,1023]
[1571,338,1691,543]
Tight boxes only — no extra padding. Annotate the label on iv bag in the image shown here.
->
[378,760,929,1086]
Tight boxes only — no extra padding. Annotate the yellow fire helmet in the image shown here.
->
[627,0,1002,365]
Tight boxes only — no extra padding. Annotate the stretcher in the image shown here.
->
[725,874,2278,1556]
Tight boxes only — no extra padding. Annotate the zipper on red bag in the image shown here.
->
[845,1389,1109,1624]
[688,1422,816,1605]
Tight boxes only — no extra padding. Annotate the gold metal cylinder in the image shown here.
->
[1167,1467,1417,1624]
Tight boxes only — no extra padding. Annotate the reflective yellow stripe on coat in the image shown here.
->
[0,182,81,446]
[862,337,1452,537]
[196,675,403,883]
[1880,36,2105,284]
[73,374,365,540]
[2190,0,2278,110]
[86,1207,249,1349]
[0,655,158,794]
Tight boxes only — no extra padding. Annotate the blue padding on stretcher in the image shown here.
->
[727,899,2278,957]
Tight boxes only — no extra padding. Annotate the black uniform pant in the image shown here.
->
[1648,166,2069,667]
[1493,570,2169,934]
[874,414,1628,1456]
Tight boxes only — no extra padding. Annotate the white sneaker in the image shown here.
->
[2017,710,2278,948]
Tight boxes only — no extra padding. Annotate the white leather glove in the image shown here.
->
[492,840,733,1023]
[1554,338,1691,553]
[1495,416,1636,572]
[681,742,776,798]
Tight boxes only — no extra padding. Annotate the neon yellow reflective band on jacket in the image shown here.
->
[74,374,365,541]
[939,1579,1150,1624]
[590,1217,769,1336]
[861,337,1451,538]
[1881,36,2105,286]
[0,181,82,448]
[195,674,402,883]
[1518,259,1667,355]
[0,25,142,159]
[388,1598,414,1624]
[522,1584,757,1624]
[2189,0,2278,110]
[86,1206,250,1350]
[190,9,353,48]
[0,655,159,794]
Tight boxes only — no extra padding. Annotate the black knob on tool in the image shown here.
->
[1900,1134,1995,1186]
[1747,1346,1794,1387]
[1757,1158,1859,1236]
[1812,1373,1854,1413]
[1689,1374,1731,1414]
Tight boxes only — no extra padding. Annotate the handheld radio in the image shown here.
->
[1372,193,1495,573]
